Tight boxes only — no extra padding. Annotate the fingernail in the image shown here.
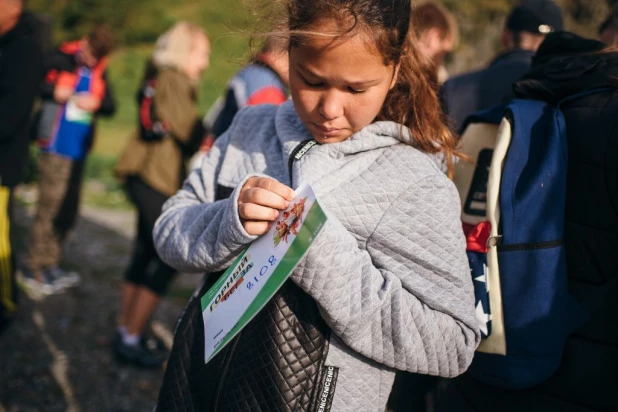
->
[284,200,290,208]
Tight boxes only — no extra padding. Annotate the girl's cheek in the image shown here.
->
[295,89,318,112]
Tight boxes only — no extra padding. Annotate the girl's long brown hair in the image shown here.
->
[283,0,458,176]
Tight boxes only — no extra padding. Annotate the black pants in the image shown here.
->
[124,177,176,296]
[388,372,439,412]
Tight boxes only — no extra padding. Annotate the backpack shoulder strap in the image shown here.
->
[557,88,614,109]
[459,104,508,134]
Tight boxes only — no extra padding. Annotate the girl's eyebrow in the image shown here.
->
[296,62,382,87]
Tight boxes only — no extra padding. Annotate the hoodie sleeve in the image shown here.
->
[153,123,258,273]
[291,175,480,377]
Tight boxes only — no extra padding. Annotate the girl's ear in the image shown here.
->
[389,63,401,90]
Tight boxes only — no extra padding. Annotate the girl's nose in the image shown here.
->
[318,90,344,120]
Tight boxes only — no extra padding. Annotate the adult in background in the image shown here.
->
[440,0,563,132]
[20,24,116,295]
[0,0,43,334]
[599,10,618,47]
[114,22,211,368]
[411,1,459,84]
[437,31,618,412]
[189,34,289,169]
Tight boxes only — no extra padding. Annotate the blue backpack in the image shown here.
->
[452,91,608,390]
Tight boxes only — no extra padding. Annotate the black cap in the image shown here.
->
[506,0,564,35]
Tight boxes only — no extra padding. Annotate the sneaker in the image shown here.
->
[18,268,65,295]
[46,267,81,288]
[114,336,166,368]
[141,333,169,353]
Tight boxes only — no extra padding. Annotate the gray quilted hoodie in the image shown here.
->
[154,101,480,411]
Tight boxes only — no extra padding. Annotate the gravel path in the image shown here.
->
[0,203,202,412]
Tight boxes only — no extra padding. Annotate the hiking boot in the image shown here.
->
[17,268,65,295]
[46,266,81,288]
[114,336,165,368]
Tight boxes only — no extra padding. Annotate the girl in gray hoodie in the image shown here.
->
[153,0,480,411]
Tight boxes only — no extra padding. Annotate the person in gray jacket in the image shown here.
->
[153,0,480,411]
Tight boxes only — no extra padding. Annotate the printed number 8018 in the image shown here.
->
[246,255,277,290]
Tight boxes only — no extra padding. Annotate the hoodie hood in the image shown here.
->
[514,31,618,104]
[275,100,404,156]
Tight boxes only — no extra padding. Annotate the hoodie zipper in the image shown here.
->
[288,139,317,186]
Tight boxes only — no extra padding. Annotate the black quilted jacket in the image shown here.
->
[156,185,335,412]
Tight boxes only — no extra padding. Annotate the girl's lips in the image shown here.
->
[312,123,343,137]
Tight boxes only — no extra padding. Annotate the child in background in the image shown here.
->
[154,0,479,410]
[189,34,289,170]
[20,25,116,294]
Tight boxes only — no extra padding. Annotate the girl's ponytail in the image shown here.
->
[378,30,457,177]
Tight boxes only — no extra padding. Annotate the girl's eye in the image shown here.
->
[348,87,367,95]
[301,76,324,88]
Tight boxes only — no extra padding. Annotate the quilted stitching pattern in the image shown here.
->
[157,276,219,412]
[292,172,478,370]
[217,282,329,412]
[157,280,329,411]
[154,101,480,411]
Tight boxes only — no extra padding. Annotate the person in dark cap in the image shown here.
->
[599,10,618,46]
[440,0,563,132]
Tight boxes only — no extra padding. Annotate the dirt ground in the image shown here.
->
[0,202,201,412]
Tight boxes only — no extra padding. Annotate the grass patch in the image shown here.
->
[94,123,135,158]
[83,154,132,210]
[82,183,131,210]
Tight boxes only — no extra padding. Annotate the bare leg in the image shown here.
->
[120,281,139,327]
[126,286,161,336]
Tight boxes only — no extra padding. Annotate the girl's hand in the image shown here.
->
[238,177,295,236]
[53,86,73,104]
[74,93,101,112]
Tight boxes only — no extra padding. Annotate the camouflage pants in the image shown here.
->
[26,153,84,271]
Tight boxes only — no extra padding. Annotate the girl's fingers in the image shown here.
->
[243,177,295,201]
[238,203,279,222]
[254,178,295,201]
[242,220,272,236]
[240,187,290,210]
